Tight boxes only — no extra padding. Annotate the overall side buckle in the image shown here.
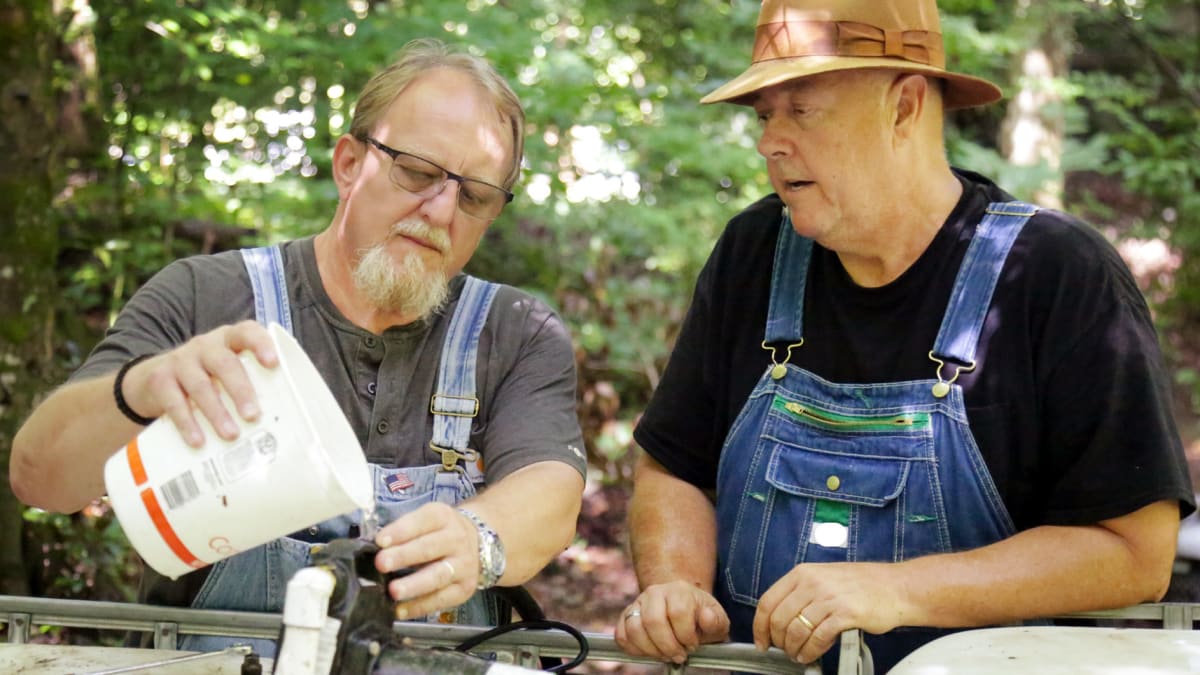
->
[430,442,479,473]
[429,394,480,417]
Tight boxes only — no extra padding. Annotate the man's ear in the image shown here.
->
[331,134,365,200]
[889,74,929,142]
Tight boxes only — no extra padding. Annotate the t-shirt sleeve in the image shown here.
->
[476,290,588,482]
[1028,217,1194,524]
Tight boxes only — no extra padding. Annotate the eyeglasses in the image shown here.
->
[362,136,514,220]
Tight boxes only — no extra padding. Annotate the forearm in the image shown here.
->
[892,500,1178,628]
[629,452,718,591]
[11,375,143,513]
[465,460,584,585]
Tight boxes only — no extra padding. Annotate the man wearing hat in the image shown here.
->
[615,0,1193,671]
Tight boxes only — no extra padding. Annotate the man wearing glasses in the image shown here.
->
[11,38,587,655]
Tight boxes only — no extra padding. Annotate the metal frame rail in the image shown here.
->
[0,595,819,674]
[6,595,1195,674]
[1054,603,1200,630]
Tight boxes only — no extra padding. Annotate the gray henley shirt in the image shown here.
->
[74,236,586,608]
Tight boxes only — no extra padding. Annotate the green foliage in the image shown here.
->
[9,0,1200,604]
[1065,2,1200,366]
[22,504,140,601]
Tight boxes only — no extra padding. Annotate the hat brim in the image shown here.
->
[699,56,1003,110]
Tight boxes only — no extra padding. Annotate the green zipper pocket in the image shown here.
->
[772,396,930,432]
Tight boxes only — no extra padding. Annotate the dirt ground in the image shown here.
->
[525,481,662,674]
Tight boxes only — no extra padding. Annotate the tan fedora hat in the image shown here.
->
[701,0,1002,109]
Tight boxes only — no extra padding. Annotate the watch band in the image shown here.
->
[457,508,505,590]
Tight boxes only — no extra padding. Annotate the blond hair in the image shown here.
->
[348,38,525,189]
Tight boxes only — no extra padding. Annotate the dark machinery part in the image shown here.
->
[290,537,498,675]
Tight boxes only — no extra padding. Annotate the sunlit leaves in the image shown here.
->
[38,0,1200,473]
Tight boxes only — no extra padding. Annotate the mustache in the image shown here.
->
[391,219,450,254]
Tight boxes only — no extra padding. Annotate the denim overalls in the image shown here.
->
[714,202,1037,672]
[178,246,500,654]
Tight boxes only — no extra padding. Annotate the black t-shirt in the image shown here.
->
[634,170,1194,531]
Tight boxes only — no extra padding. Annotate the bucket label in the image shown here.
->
[211,430,279,486]
[156,430,280,513]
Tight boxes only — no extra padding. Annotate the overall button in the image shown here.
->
[376,420,390,434]
[366,381,377,396]
[826,475,841,491]
[308,526,320,536]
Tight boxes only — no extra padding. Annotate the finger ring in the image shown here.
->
[796,611,816,632]
[625,608,642,620]
[440,559,456,581]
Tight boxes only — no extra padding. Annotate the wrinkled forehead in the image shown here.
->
[379,70,514,180]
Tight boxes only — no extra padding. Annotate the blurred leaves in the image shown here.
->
[5,0,1199,602]
[22,502,139,601]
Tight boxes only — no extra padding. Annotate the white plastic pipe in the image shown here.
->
[273,566,341,675]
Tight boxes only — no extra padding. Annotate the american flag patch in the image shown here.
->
[386,471,413,493]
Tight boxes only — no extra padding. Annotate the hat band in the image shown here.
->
[751,20,945,69]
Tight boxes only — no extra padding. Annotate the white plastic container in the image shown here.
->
[104,322,372,580]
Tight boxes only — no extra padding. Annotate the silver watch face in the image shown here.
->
[484,531,506,578]
[460,508,506,587]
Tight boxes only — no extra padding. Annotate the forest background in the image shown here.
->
[1,0,1199,668]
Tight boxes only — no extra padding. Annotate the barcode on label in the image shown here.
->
[162,471,200,510]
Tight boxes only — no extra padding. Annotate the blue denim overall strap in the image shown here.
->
[932,201,1039,364]
[240,246,295,335]
[764,210,813,344]
[429,275,500,490]
[179,254,498,654]
[714,203,1036,673]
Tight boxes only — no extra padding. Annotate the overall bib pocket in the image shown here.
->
[723,396,944,603]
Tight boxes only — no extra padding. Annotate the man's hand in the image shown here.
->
[614,580,731,664]
[122,320,278,447]
[753,562,904,664]
[374,502,481,619]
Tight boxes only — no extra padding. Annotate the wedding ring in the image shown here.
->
[440,559,456,582]
[796,612,816,632]
[625,608,642,620]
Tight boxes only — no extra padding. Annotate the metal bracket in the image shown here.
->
[430,442,479,473]
[153,621,178,650]
[430,394,480,418]
[7,612,30,644]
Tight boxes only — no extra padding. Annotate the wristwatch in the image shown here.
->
[457,508,506,589]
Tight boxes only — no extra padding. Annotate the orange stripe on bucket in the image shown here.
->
[139,488,203,569]
[126,438,148,486]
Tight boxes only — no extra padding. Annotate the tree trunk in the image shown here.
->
[0,0,96,596]
[1000,5,1072,209]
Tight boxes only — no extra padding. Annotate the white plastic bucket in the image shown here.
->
[104,322,372,580]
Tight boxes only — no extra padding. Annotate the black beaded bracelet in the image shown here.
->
[113,354,156,426]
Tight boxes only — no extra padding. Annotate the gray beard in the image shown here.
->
[351,244,449,321]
